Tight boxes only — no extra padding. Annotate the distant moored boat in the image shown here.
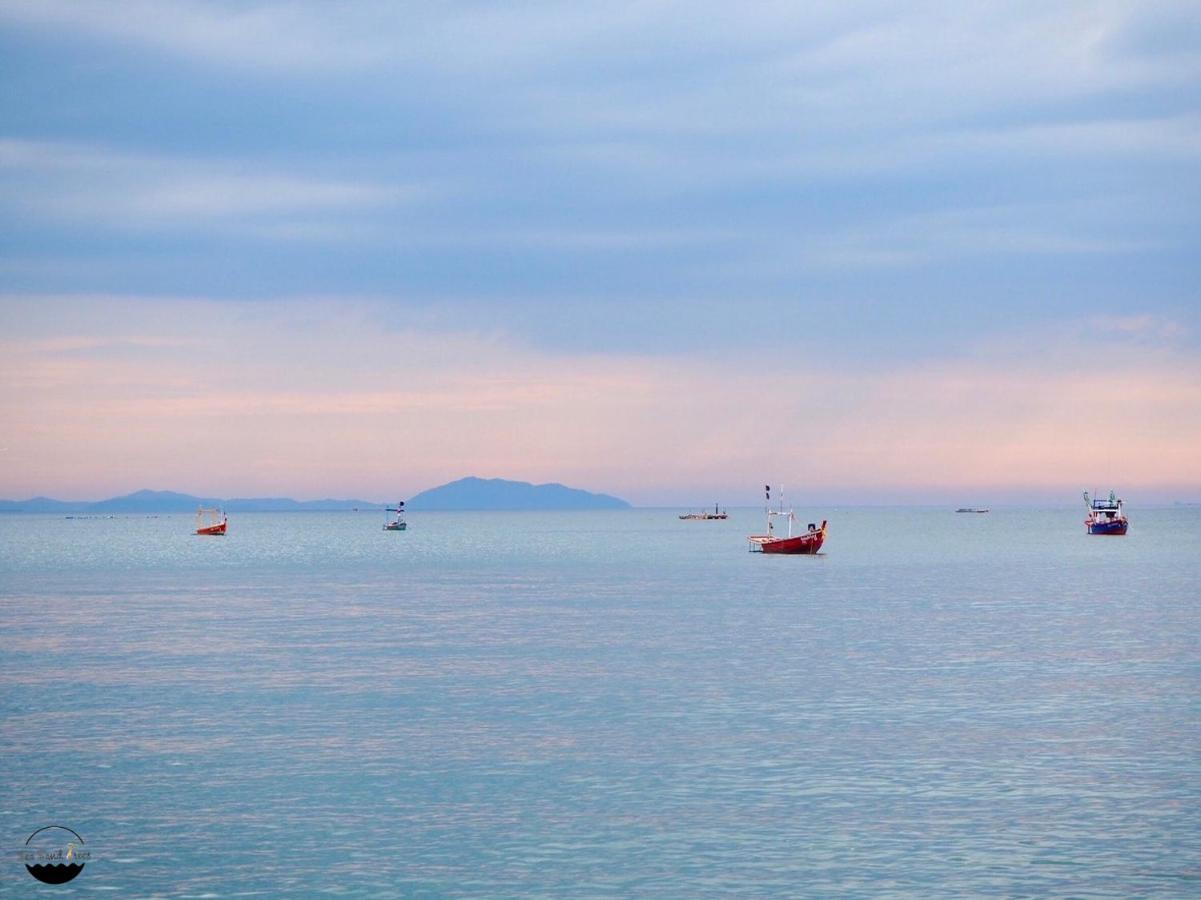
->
[680,503,728,520]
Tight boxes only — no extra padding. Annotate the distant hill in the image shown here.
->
[408,476,629,510]
[0,480,631,513]
[0,489,380,513]
[87,490,222,513]
[0,495,79,513]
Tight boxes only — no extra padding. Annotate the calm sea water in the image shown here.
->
[2,507,1199,896]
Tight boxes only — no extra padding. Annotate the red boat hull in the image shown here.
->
[749,521,826,554]
[196,521,227,536]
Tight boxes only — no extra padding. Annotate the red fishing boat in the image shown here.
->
[747,485,827,554]
[195,506,227,536]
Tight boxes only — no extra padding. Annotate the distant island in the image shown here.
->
[0,489,380,514]
[408,477,629,510]
[0,479,631,513]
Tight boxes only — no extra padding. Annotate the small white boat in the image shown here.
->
[383,501,407,532]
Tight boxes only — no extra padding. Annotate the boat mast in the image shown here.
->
[764,484,797,538]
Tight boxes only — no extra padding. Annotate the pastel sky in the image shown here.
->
[1,1,1199,505]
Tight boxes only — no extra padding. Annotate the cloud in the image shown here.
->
[5,2,1197,117]
[1086,314,1186,343]
[0,139,417,232]
[1,3,1197,375]
[122,175,401,220]
[0,0,385,70]
[928,115,1201,165]
[1,296,1198,502]
[2,5,1197,234]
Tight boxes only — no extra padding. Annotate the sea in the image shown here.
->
[1,507,1199,897]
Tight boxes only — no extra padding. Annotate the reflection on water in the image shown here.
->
[2,508,1200,894]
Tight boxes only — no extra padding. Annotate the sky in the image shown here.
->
[1,1,1199,505]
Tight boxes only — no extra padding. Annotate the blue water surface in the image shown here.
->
[2,507,1199,896]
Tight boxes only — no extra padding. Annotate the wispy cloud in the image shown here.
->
[0,138,417,232]
[2,296,1198,502]
[0,0,386,70]
[1,0,1198,433]
[1086,314,1186,343]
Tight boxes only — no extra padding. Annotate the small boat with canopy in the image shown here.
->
[195,507,227,536]
[383,501,407,531]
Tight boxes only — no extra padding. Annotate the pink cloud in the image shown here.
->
[2,296,1199,503]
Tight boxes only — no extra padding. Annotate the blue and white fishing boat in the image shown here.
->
[1083,490,1127,535]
